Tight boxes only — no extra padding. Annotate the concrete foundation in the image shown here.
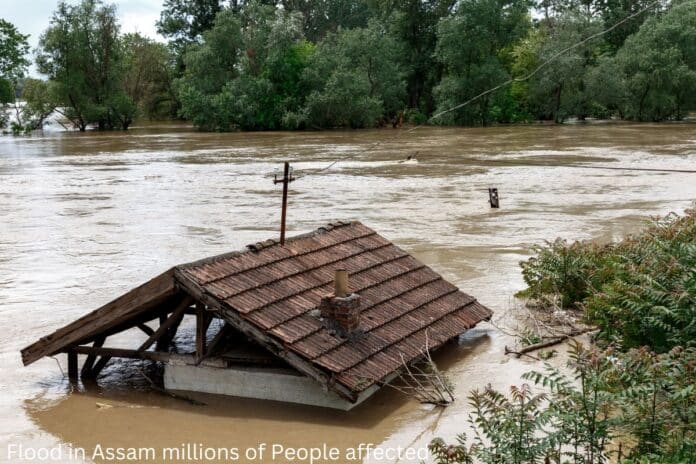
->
[163,356,378,410]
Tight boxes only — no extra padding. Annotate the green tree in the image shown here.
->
[157,0,225,67]
[595,0,661,51]
[433,0,530,125]
[301,19,406,128]
[370,0,457,114]
[281,0,372,41]
[177,2,312,130]
[526,13,602,122]
[615,0,696,121]
[122,33,177,119]
[0,18,30,131]
[12,79,59,133]
[0,19,30,83]
[36,0,136,131]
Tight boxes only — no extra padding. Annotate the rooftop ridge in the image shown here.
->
[177,220,361,270]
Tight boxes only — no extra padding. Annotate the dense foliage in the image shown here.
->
[432,209,696,463]
[517,208,696,352]
[431,342,696,463]
[0,18,30,130]
[2,0,696,132]
[169,0,696,129]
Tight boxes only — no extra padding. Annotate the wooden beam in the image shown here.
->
[195,303,209,363]
[137,324,155,336]
[205,323,231,358]
[81,336,105,378]
[67,351,78,383]
[138,296,193,352]
[174,269,358,402]
[91,356,112,378]
[71,346,171,362]
[81,293,183,345]
[21,269,178,366]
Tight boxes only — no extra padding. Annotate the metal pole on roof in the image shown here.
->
[273,161,295,245]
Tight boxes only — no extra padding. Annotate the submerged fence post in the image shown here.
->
[488,187,499,208]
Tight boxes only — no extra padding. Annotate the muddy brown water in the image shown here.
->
[1,122,695,463]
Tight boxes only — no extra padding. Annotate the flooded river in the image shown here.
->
[1,123,694,463]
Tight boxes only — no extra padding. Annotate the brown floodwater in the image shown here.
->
[1,122,695,463]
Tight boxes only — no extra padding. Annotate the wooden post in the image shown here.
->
[67,351,78,383]
[273,161,295,246]
[196,303,209,363]
[140,296,192,352]
[334,269,349,297]
[91,356,111,378]
[81,335,105,378]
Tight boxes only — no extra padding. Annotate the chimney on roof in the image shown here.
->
[320,269,362,335]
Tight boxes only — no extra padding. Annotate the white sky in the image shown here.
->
[2,0,166,76]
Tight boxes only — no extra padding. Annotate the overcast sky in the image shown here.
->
[3,0,166,75]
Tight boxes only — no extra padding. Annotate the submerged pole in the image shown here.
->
[273,161,295,245]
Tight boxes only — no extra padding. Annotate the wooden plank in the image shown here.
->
[138,296,193,352]
[205,324,231,358]
[91,356,112,378]
[71,346,171,362]
[137,324,155,336]
[21,269,178,366]
[80,336,105,378]
[174,269,358,402]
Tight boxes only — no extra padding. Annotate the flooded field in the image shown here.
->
[1,122,695,463]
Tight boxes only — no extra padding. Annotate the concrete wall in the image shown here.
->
[163,358,378,411]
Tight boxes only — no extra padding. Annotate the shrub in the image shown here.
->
[431,343,696,463]
[517,208,696,352]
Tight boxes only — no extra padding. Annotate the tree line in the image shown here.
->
[1,0,695,132]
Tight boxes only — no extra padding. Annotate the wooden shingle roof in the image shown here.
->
[175,221,492,396]
[22,221,492,403]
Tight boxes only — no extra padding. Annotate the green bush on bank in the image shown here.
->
[430,343,696,464]
[517,208,696,352]
[432,209,696,463]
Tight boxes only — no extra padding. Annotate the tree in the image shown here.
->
[594,0,660,51]
[281,0,372,41]
[0,19,30,83]
[615,0,696,121]
[11,79,59,133]
[0,19,30,131]
[525,12,602,122]
[301,19,406,128]
[370,0,457,115]
[177,2,312,130]
[157,0,225,67]
[433,0,530,125]
[36,0,136,131]
[121,33,177,119]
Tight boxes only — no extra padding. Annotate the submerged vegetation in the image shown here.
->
[517,209,696,352]
[431,209,696,463]
[2,0,696,132]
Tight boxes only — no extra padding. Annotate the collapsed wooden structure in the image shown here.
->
[21,221,492,407]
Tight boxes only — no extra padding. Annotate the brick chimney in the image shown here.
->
[319,269,362,334]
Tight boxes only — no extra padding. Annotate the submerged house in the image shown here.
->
[21,221,492,410]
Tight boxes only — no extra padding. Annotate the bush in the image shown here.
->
[431,343,696,464]
[517,208,696,352]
